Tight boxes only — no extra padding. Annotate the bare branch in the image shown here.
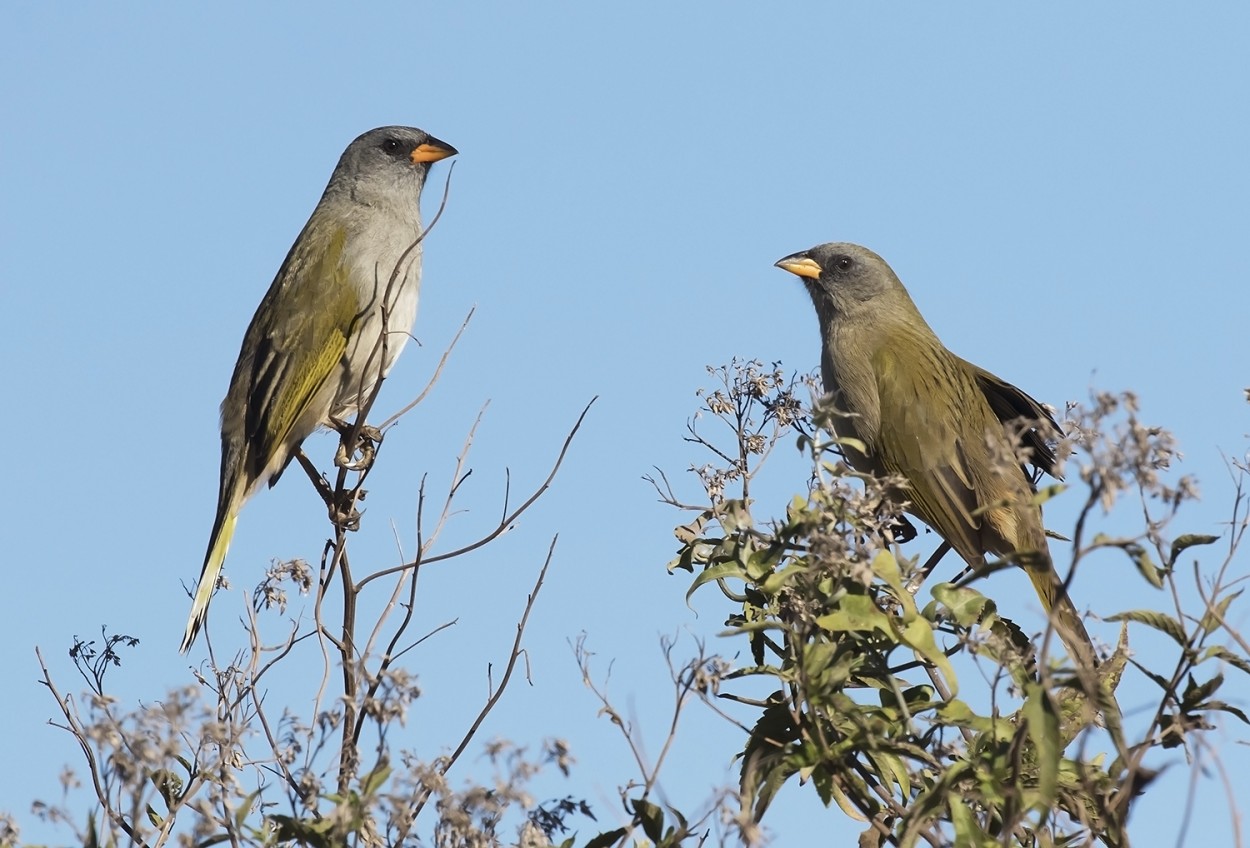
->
[407,536,558,823]
[360,397,596,589]
[379,306,475,430]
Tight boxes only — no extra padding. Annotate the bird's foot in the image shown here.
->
[334,440,376,472]
[329,489,364,531]
[331,419,382,472]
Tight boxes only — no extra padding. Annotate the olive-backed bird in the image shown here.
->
[776,241,1098,669]
[182,126,457,653]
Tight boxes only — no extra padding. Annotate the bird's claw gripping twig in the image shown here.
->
[331,419,382,472]
[329,494,363,532]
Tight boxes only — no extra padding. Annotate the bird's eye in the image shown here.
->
[381,139,403,154]
[835,256,854,271]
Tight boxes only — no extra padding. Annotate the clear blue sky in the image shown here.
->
[3,4,1248,844]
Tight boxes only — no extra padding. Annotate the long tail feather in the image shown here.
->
[181,510,238,653]
[1023,560,1099,672]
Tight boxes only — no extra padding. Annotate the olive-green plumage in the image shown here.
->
[776,242,1097,669]
[183,126,457,653]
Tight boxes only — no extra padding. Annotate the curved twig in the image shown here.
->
[379,306,475,431]
[358,397,596,589]
[404,536,557,827]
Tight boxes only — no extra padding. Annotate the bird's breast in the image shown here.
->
[331,211,425,415]
[823,321,885,451]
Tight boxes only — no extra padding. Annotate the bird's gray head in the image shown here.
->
[775,242,900,304]
[328,125,457,209]
[775,241,921,325]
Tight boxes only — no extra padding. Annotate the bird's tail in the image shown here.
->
[1023,556,1099,673]
[181,503,239,654]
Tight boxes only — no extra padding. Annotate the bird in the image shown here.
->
[775,241,1098,670]
[182,126,457,653]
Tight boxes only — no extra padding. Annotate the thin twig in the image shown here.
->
[407,536,558,823]
[359,398,596,589]
[379,306,475,430]
[36,648,152,847]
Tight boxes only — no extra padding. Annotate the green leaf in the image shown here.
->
[269,815,332,848]
[656,807,691,848]
[739,701,798,821]
[1105,609,1186,646]
[684,559,747,602]
[938,699,975,724]
[826,771,872,822]
[902,685,937,712]
[897,615,958,696]
[949,797,994,847]
[631,798,664,842]
[1168,533,1220,567]
[1199,645,1250,676]
[816,594,892,634]
[980,615,1037,687]
[666,545,697,573]
[878,684,936,722]
[1198,590,1241,635]
[936,699,1001,735]
[800,642,860,690]
[931,583,992,628]
[720,619,785,635]
[810,764,834,806]
[1182,672,1223,708]
[583,828,629,848]
[1033,482,1067,506]
[360,759,392,796]
[236,789,260,830]
[741,542,771,581]
[716,498,754,533]
[84,812,100,848]
[751,755,793,822]
[148,768,182,808]
[673,510,711,544]
[1021,685,1060,804]
[1200,700,1250,724]
[756,562,801,596]
[869,549,903,594]
[785,494,812,526]
[1126,542,1165,589]
[865,749,911,799]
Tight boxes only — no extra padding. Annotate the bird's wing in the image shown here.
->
[871,344,987,565]
[967,361,1062,481]
[237,226,358,485]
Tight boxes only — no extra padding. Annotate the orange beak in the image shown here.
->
[774,254,822,279]
[411,139,458,164]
